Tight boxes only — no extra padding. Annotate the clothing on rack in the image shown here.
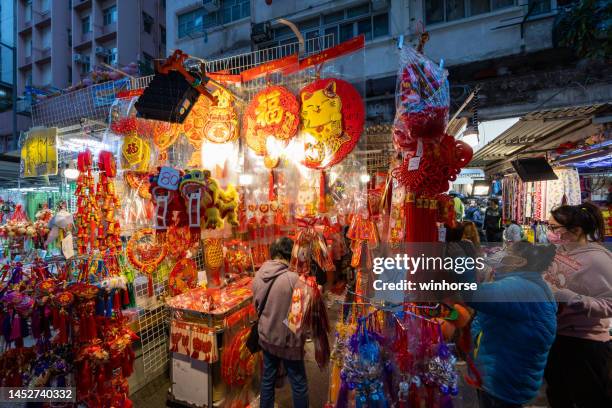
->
[502,168,581,224]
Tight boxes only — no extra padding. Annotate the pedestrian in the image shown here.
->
[462,220,482,254]
[464,242,558,408]
[484,198,503,243]
[503,220,523,243]
[252,237,309,408]
[544,202,612,407]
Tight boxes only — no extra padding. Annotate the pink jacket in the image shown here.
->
[549,243,612,342]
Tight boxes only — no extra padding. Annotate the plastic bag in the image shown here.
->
[393,46,449,149]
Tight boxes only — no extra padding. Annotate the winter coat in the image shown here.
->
[547,242,612,342]
[468,271,557,405]
[252,260,304,360]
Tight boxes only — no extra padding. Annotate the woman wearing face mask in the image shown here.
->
[544,202,612,407]
[461,242,557,408]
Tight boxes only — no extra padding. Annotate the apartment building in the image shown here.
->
[166,0,610,124]
[15,0,167,95]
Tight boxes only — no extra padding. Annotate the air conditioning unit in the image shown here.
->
[251,22,272,44]
[371,0,389,11]
[95,47,108,56]
[203,0,220,13]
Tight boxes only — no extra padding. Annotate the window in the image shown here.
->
[265,2,389,50]
[41,26,51,49]
[143,12,153,34]
[82,16,91,34]
[104,47,118,65]
[528,0,551,14]
[67,28,72,47]
[40,0,50,12]
[425,0,516,24]
[24,35,32,57]
[103,5,117,25]
[81,60,91,74]
[178,1,250,39]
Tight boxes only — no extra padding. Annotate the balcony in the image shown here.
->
[19,20,32,34]
[74,32,93,50]
[73,0,92,12]
[34,10,51,28]
[96,23,117,42]
[19,55,32,68]
[35,47,51,64]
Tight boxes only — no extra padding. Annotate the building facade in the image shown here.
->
[166,0,611,124]
[15,0,167,94]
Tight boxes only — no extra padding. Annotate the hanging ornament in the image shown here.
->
[203,89,239,144]
[178,96,213,167]
[298,78,364,212]
[168,258,198,296]
[126,228,167,295]
[150,120,180,162]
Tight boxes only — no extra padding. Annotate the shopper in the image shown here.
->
[462,221,482,253]
[483,198,503,243]
[252,237,309,408]
[452,194,465,222]
[544,202,612,407]
[465,242,558,408]
[503,220,523,243]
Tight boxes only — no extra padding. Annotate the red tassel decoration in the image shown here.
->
[147,276,154,297]
[124,398,134,408]
[10,313,21,341]
[268,169,276,201]
[87,314,97,340]
[57,312,68,344]
[122,288,130,306]
[319,170,327,213]
[113,291,121,313]
[97,366,106,393]
[80,360,92,391]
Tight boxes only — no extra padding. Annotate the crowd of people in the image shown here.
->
[251,201,612,408]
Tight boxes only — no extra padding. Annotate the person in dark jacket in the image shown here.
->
[484,198,503,243]
[463,242,557,407]
[252,237,308,408]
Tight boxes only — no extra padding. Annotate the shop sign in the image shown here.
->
[454,168,485,184]
[20,127,58,178]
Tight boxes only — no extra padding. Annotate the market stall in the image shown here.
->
[0,30,484,408]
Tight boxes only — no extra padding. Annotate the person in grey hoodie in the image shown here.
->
[252,237,308,408]
[544,202,612,407]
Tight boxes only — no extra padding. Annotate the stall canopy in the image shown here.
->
[469,103,611,175]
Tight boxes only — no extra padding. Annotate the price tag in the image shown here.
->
[416,138,424,157]
[408,156,421,171]
[158,166,181,191]
[438,226,447,242]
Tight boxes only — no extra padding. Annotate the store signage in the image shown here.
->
[20,127,58,178]
[454,168,485,184]
[241,54,298,82]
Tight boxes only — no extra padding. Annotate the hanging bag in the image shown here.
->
[246,274,280,353]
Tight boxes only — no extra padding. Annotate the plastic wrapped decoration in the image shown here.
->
[289,218,335,275]
[178,169,239,230]
[177,96,213,167]
[168,258,198,296]
[392,134,473,195]
[96,151,122,253]
[393,46,449,149]
[149,167,189,230]
[220,327,258,387]
[111,117,153,172]
[75,150,101,255]
[244,85,300,200]
[126,228,168,296]
[298,78,365,212]
[336,317,388,408]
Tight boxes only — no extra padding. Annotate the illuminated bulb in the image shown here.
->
[360,174,371,183]
[239,174,254,186]
[63,168,80,180]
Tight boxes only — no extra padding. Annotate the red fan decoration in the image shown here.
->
[168,258,198,296]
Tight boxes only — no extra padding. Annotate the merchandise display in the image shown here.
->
[2,25,608,408]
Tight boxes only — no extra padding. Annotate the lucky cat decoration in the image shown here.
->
[298,78,365,212]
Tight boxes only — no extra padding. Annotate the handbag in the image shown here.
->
[246,274,280,353]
